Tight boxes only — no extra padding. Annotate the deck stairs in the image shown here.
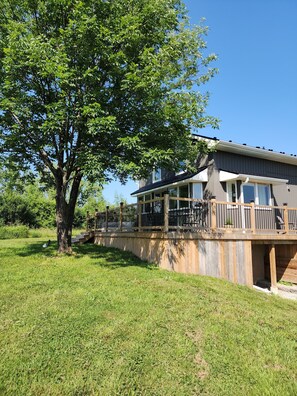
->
[72,231,94,245]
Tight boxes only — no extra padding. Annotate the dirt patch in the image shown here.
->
[186,330,209,380]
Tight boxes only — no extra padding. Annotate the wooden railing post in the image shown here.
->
[250,201,256,233]
[163,192,169,233]
[120,202,123,232]
[211,197,217,230]
[138,200,143,232]
[94,208,98,231]
[86,211,90,231]
[105,206,109,232]
[283,203,289,233]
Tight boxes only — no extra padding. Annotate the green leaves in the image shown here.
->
[0,0,218,246]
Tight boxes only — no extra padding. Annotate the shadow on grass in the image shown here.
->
[5,240,155,271]
[74,244,156,270]
[0,240,58,258]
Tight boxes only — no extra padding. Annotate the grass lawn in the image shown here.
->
[0,238,296,396]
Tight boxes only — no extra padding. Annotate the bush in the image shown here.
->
[28,228,57,238]
[0,225,30,239]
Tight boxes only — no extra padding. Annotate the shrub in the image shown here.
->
[28,228,57,238]
[0,225,29,239]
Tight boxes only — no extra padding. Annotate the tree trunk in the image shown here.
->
[55,170,82,254]
[56,173,71,254]
[67,172,82,247]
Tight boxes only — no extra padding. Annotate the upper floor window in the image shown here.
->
[152,168,161,183]
[175,161,186,175]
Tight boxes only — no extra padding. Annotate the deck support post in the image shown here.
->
[163,192,169,233]
[269,244,278,294]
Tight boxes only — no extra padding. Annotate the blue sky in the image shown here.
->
[102,0,297,204]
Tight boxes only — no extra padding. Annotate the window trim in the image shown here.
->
[141,193,152,213]
[152,168,162,183]
[240,182,272,206]
[226,181,238,204]
[192,182,203,200]
[168,184,193,210]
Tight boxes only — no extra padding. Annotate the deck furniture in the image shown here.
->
[276,215,297,230]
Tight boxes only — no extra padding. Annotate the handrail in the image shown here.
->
[86,198,297,235]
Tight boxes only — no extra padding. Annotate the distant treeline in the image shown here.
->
[0,169,109,228]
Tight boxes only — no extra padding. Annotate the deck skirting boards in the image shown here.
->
[94,231,297,286]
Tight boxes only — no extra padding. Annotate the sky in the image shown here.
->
[102,0,297,204]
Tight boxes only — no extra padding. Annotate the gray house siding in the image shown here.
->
[133,140,297,209]
[209,151,297,207]
[213,151,297,184]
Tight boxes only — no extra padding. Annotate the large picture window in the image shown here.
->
[242,184,255,204]
[242,183,271,205]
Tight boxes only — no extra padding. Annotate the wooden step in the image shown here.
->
[72,231,94,244]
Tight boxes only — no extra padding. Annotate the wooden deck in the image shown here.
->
[87,198,297,291]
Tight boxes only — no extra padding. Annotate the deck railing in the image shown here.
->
[86,196,297,235]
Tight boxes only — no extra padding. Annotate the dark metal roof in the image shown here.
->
[191,133,297,161]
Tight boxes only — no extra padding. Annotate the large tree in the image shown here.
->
[0,0,218,252]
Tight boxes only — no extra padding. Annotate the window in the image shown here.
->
[175,161,186,175]
[179,185,189,208]
[227,182,237,203]
[153,192,162,213]
[192,183,203,200]
[168,187,178,210]
[258,184,270,205]
[242,184,255,203]
[142,194,151,213]
[167,184,196,210]
[152,168,161,183]
[242,183,271,206]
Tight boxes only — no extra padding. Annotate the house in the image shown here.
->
[93,135,297,292]
[131,134,297,209]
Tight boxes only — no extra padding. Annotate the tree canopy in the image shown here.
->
[0,0,218,252]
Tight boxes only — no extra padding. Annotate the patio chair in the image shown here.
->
[276,215,297,231]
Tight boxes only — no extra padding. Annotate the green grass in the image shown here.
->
[28,228,84,238]
[0,239,296,396]
[0,225,29,239]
